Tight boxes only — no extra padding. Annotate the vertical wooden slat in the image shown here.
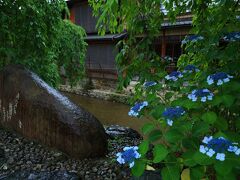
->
[161,30,166,56]
[70,7,75,23]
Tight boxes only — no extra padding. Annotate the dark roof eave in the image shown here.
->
[84,32,127,41]
[161,23,192,29]
[84,21,192,41]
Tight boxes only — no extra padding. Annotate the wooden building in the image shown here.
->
[66,0,192,80]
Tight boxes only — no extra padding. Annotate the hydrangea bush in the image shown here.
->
[90,0,240,179]
[118,65,240,179]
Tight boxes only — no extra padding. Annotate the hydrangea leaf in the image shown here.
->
[236,119,240,130]
[221,95,235,107]
[148,130,162,142]
[164,129,183,143]
[182,138,198,149]
[146,165,155,171]
[161,165,180,180]
[146,93,157,102]
[182,151,197,167]
[177,121,192,133]
[171,98,184,106]
[211,96,223,106]
[165,92,175,99]
[214,131,227,139]
[181,99,201,109]
[181,168,190,180]
[131,159,145,177]
[222,81,240,92]
[201,111,217,124]
[190,166,205,180]
[141,123,155,135]
[192,121,210,136]
[214,117,228,131]
[193,151,214,165]
[214,160,233,176]
[153,144,168,163]
[216,173,236,180]
[138,140,149,156]
[223,131,240,142]
[150,105,165,119]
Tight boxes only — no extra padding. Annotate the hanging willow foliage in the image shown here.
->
[0,0,87,87]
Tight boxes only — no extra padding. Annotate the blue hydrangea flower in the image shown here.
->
[223,32,240,42]
[165,71,183,81]
[199,136,240,161]
[128,101,148,117]
[183,65,200,73]
[181,35,204,45]
[116,146,141,168]
[188,89,214,102]
[144,81,157,88]
[207,72,233,86]
[162,106,185,126]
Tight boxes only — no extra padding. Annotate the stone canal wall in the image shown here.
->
[59,78,138,104]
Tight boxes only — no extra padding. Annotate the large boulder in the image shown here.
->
[0,65,107,159]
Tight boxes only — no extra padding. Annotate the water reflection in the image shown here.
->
[64,93,149,133]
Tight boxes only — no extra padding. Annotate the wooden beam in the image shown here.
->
[161,30,166,56]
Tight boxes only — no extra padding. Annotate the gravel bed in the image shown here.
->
[0,128,141,180]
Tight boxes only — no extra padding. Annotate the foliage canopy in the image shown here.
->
[0,0,87,87]
[90,0,240,179]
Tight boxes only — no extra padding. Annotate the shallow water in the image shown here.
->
[64,92,149,133]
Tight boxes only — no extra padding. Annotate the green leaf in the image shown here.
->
[141,123,155,135]
[153,144,168,163]
[150,105,165,119]
[201,111,217,124]
[182,150,197,167]
[182,138,198,149]
[211,96,223,106]
[164,129,183,143]
[224,131,240,142]
[161,165,180,180]
[146,93,157,102]
[131,159,145,177]
[181,168,190,180]
[176,121,192,133]
[214,117,228,131]
[193,151,214,165]
[181,99,201,109]
[221,95,235,107]
[223,81,240,92]
[214,160,233,176]
[138,140,149,156]
[216,172,236,180]
[148,130,162,142]
[192,121,210,136]
[165,92,174,99]
[171,99,184,106]
[236,119,240,130]
[190,166,205,180]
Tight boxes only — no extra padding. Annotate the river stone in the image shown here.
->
[0,147,5,166]
[105,125,141,139]
[0,170,80,180]
[0,148,4,158]
[0,65,107,159]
